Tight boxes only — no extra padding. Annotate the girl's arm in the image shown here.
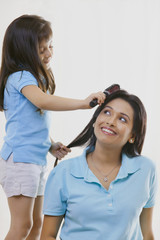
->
[21,85,105,111]
[40,215,64,240]
[140,207,154,240]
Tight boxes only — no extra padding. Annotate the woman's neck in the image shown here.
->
[91,143,122,167]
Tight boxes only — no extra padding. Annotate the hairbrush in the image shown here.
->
[89,84,120,108]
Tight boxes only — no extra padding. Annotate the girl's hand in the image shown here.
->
[49,142,71,160]
[84,91,106,109]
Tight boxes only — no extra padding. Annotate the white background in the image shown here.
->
[0,0,160,239]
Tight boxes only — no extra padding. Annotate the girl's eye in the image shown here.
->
[39,48,44,54]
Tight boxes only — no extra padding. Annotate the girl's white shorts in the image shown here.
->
[0,154,47,198]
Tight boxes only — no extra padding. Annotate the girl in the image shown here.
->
[0,15,105,240]
[41,89,157,240]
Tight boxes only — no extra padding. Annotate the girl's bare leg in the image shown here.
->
[5,195,35,240]
[26,196,43,240]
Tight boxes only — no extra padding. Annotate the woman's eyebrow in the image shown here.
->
[104,106,113,110]
[104,106,130,120]
[120,112,130,120]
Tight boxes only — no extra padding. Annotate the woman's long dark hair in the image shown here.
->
[54,89,147,166]
[0,14,55,111]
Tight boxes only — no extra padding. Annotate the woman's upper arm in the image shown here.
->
[40,215,64,240]
[140,207,154,240]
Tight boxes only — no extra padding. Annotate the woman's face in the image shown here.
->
[94,98,134,150]
[38,37,53,70]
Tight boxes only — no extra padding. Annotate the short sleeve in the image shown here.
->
[9,71,38,92]
[43,163,68,216]
[144,167,158,208]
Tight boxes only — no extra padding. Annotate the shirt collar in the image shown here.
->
[70,148,141,182]
[115,153,141,181]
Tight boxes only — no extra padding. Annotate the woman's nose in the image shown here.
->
[106,116,116,126]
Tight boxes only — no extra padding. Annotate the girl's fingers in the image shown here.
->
[60,145,71,153]
[90,92,106,106]
[52,142,71,152]
[53,143,71,160]
[55,151,64,160]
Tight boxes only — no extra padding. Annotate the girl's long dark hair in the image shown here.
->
[0,14,55,111]
[54,89,147,166]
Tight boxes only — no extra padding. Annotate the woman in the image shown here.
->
[40,89,157,240]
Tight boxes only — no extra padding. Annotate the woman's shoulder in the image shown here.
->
[47,154,84,184]
[135,154,155,164]
[129,154,156,172]
[55,153,83,171]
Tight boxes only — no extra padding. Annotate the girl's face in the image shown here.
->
[94,98,134,150]
[38,38,53,70]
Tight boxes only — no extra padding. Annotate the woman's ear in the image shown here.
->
[128,136,135,144]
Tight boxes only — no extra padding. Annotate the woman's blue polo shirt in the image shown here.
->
[43,148,157,240]
[0,71,51,165]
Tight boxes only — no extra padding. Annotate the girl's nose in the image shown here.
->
[45,49,52,58]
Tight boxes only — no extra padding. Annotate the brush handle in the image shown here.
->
[89,84,120,108]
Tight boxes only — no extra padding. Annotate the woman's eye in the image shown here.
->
[120,117,127,123]
[104,110,110,115]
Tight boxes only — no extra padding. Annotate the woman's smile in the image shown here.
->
[101,127,117,136]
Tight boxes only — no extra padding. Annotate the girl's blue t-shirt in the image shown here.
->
[0,71,51,166]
